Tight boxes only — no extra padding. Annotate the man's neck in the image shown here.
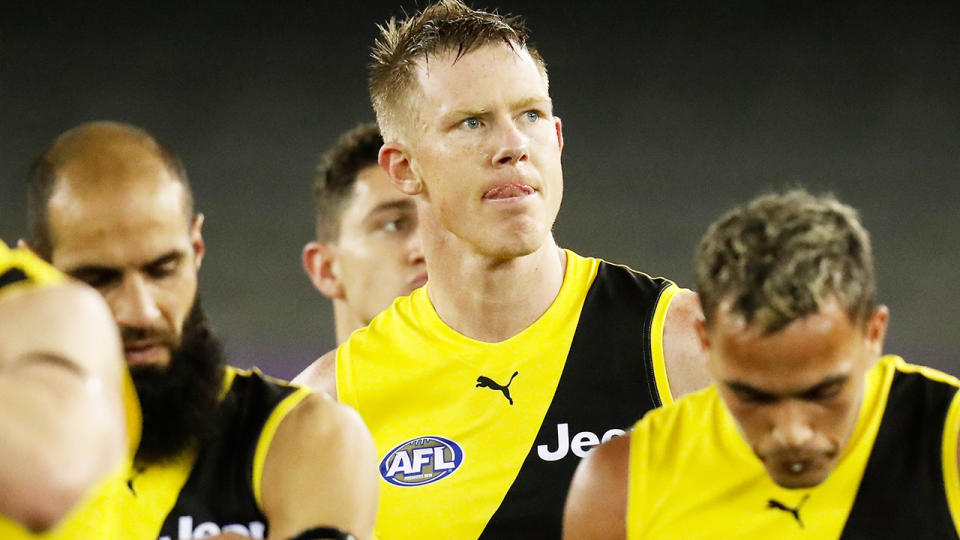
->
[425,236,567,343]
[333,301,363,345]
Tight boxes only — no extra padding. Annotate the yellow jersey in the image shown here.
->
[627,355,960,539]
[338,250,681,539]
[0,240,142,540]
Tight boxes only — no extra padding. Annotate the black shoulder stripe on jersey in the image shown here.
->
[840,369,959,539]
[478,261,671,539]
[0,267,30,290]
[154,369,299,537]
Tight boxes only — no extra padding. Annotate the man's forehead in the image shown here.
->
[710,303,862,388]
[349,170,414,219]
[710,299,857,342]
[414,43,544,96]
[50,163,185,212]
[48,180,192,266]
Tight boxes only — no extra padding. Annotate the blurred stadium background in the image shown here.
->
[1,1,956,378]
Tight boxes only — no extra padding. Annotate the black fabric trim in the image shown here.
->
[154,369,299,537]
[0,267,29,290]
[840,369,959,539]
[287,526,356,540]
[478,261,671,539]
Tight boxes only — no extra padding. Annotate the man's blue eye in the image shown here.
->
[384,219,402,232]
[463,118,480,129]
[524,111,540,122]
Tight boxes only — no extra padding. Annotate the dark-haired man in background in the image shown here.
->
[25,121,377,540]
[300,122,424,352]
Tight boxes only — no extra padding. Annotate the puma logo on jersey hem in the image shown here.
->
[767,494,810,528]
[476,371,518,405]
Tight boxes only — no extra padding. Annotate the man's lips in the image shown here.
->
[482,183,536,200]
[409,272,428,289]
[124,343,165,367]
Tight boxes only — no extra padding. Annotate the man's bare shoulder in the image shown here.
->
[260,390,378,539]
[293,349,337,400]
[563,433,631,540]
[278,390,366,445]
[662,289,710,399]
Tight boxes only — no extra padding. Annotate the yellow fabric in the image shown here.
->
[252,386,312,507]
[944,389,960,537]
[338,250,600,539]
[0,243,141,539]
[120,448,198,539]
[119,366,242,538]
[649,284,681,406]
[626,355,956,539]
[0,243,65,299]
[0,368,142,539]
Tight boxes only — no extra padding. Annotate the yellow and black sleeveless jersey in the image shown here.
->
[121,366,311,540]
[0,240,142,540]
[626,355,960,539]
[337,249,681,539]
[0,240,64,295]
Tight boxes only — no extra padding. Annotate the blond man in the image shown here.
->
[294,1,708,537]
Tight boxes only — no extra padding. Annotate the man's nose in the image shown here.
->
[490,120,530,166]
[111,273,161,329]
[769,401,815,448]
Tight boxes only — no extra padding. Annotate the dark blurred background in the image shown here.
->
[2,1,957,378]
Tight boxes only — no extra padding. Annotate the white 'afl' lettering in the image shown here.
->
[380,435,464,487]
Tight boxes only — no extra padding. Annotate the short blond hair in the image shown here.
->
[368,0,547,142]
[696,190,876,334]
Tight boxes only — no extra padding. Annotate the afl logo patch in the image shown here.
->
[379,435,464,487]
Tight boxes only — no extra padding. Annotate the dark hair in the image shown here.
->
[312,122,383,242]
[25,121,192,260]
[695,189,876,334]
[369,0,546,141]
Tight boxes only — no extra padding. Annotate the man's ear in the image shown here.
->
[302,241,344,300]
[189,214,207,270]
[380,142,423,196]
[865,305,890,357]
[694,316,710,354]
[554,116,564,154]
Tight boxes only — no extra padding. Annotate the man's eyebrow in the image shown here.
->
[797,375,849,397]
[725,374,850,399]
[142,251,183,270]
[65,250,184,279]
[445,107,491,120]
[66,264,121,281]
[513,95,552,110]
[725,381,777,400]
[366,199,416,216]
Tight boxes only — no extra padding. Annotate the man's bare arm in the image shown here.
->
[260,391,378,540]
[293,350,338,401]
[0,283,126,532]
[662,289,711,399]
[563,433,630,540]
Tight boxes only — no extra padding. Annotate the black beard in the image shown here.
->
[130,298,225,465]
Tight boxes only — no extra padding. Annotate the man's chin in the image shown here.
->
[765,462,832,489]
